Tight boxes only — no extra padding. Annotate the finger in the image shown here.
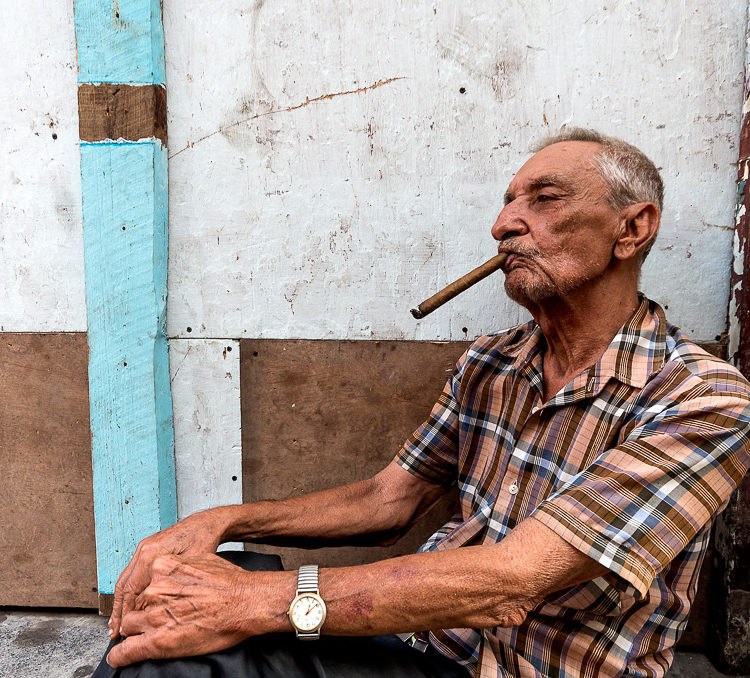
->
[107,633,155,668]
[119,568,150,630]
[120,609,153,638]
[109,558,137,639]
[119,549,174,624]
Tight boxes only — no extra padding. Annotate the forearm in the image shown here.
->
[209,461,445,548]
[250,516,609,637]
[108,515,610,667]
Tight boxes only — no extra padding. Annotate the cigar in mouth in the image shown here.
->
[410,252,508,319]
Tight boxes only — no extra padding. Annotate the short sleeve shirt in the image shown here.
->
[395,296,750,678]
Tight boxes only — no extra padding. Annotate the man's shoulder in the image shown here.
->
[661,323,750,398]
[466,320,537,359]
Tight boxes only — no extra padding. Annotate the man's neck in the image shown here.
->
[526,276,641,402]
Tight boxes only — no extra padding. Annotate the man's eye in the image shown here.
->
[536,194,557,203]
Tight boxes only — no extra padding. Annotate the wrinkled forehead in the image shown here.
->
[506,141,606,195]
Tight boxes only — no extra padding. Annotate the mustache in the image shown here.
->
[499,240,541,258]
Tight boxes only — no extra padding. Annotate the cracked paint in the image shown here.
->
[169,77,405,160]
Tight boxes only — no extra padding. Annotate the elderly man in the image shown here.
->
[94,129,750,678]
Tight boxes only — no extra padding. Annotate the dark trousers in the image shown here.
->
[92,552,471,678]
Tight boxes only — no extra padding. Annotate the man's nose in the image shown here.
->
[491,202,528,241]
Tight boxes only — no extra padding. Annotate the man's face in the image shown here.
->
[491,141,621,308]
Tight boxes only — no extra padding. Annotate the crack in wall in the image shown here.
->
[169,77,405,160]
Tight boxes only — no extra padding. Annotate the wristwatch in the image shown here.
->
[288,565,327,639]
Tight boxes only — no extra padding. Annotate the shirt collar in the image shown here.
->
[495,294,667,401]
[587,294,667,392]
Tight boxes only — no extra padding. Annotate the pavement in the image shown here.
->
[1,610,748,678]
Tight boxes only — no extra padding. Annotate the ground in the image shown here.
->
[0,610,747,677]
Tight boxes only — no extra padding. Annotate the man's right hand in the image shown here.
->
[108,508,230,640]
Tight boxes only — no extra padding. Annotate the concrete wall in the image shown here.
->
[3,3,745,338]
[163,0,746,344]
[1,0,85,332]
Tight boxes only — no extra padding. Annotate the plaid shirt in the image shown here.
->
[395,296,750,678]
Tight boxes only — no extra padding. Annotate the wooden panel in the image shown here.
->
[0,333,97,608]
[240,340,468,569]
[74,0,165,85]
[78,83,167,144]
[80,141,175,601]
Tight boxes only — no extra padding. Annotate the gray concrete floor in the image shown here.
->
[1,610,748,678]
[0,611,109,678]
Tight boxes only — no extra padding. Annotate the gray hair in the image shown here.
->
[532,127,664,261]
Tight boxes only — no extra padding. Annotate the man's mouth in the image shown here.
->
[500,252,526,272]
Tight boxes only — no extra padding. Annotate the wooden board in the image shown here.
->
[0,333,97,608]
[80,141,175,602]
[78,83,167,144]
[240,339,467,569]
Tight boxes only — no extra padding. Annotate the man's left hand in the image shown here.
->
[107,554,290,667]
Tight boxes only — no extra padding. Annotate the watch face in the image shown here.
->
[290,594,325,632]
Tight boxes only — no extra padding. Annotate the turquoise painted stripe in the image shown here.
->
[81,141,176,592]
[74,0,166,84]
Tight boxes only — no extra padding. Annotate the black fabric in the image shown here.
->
[92,551,471,678]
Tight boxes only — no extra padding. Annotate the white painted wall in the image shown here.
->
[2,2,744,340]
[0,1,86,332]
[170,339,243,546]
[164,0,746,343]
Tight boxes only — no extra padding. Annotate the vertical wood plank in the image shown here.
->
[0,334,97,608]
[81,141,175,598]
[715,2,750,671]
[75,0,173,611]
[74,0,165,85]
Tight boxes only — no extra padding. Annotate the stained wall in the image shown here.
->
[1,1,748,617]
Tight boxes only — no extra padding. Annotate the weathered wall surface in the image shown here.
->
[2,1,749,631]
[164,0,746,343]
[1,1,85,332]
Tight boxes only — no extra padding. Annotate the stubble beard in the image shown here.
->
[503,252,594,308]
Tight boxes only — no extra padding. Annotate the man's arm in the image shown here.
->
[108,460,446,640]
[107,515,608,667]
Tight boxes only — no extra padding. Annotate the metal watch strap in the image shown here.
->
[297,565,320,594]
[293,565,324,640]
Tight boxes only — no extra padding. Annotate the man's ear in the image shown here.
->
[613,202,660,261]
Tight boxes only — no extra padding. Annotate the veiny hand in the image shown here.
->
[109,510,228,640]
[107,554,288,667]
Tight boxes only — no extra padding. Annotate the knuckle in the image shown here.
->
[152,554,179,573]
[147,607,163,625]
[150,631,171,654]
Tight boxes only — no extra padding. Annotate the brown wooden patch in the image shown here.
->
[0,333,97,608]
[78,83,167,144]
[99,593,114,617]
[699,341,727,360]
[240,340,468,569]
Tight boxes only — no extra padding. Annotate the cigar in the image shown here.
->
[410,252,508,319]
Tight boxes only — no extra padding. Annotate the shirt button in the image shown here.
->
[509,483,519,495]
